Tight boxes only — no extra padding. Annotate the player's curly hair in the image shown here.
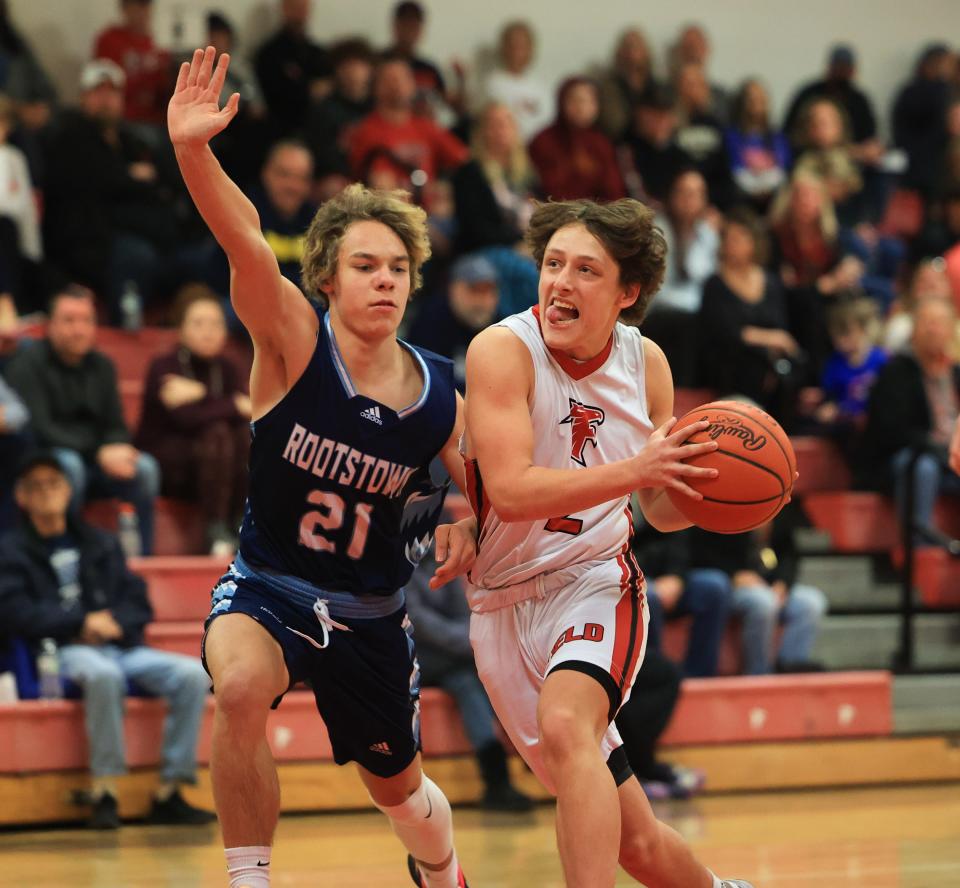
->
[525,198,667,325]
[300,183,432,306]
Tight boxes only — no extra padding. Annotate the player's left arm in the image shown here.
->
[636,339,696,533]
[432,391,477,589]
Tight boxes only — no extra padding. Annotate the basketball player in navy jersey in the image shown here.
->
[464,199,755,888]
[169,48,473,888]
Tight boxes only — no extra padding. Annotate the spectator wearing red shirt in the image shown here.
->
[93,0,170,126]
[528,77,626,202]
[349,55,468,201]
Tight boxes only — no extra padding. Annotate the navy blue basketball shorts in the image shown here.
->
[202,560,421,778]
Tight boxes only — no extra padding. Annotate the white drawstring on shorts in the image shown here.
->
[313,598,352,649]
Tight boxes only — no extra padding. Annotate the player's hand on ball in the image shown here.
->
[634,417,719,500]
[168,46,240,147]
[429,518,477,589]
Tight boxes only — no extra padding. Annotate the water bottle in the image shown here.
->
[0,671,18,703]
[37,638,63,700]
[117,503,141,559]
[120,280,142,332]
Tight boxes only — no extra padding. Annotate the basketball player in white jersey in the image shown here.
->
[463,198,755,888]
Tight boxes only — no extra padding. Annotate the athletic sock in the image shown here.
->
[155,781,177,802]
[91,777,117,800]
[225,845,272,888]
[372,775,459,888]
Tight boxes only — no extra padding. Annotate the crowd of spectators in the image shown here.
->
[2,0,960,816]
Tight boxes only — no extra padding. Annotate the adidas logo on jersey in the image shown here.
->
[369,741,393,755]
[360,405,383,425]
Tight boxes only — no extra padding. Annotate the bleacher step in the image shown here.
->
[796,556,902,610]
[893,674,960,733]
[794,527,835,554]
[814,614,960,671]
[661,672,891,745]
[796,555,902,610]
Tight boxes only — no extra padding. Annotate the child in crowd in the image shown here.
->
[814,294,887,452]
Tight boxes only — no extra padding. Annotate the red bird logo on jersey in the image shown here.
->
[561,398,605,466]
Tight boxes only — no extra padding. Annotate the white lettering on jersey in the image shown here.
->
[281,423,415,499]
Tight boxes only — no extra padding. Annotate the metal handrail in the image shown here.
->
[894,446,960,672]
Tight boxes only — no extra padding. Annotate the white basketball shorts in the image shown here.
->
[469,555,648,794]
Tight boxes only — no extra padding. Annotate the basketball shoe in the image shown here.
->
[406,853,469,887]
[720,881,755,887]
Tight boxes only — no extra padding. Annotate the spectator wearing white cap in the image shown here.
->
[407,253,500,392]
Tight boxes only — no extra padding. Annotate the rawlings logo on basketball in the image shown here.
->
[702,414,767,451]
[561,398,605,466]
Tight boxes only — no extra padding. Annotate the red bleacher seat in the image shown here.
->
[84,497,207,556]
[95,327,180,384]
[803,490,960,555]
[131,556,228,622]
[901,547,960,607]
[659,671,892,745]
[119,378,144,431]
[145,622,202,657]
[791,436,851,495]
[802,492,898,552]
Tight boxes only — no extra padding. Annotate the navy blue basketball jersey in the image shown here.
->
[238,302,457,596]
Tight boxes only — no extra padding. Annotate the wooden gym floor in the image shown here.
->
[0,783,958,887]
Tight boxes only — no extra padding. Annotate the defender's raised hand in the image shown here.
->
[168,46,239,148]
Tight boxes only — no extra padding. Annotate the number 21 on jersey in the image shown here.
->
[299,490,372,560]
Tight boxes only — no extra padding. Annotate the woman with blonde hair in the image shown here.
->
[451,101,540,313]
[772,169,903,304]
[770,170,859,293]
[453,102,537,252]
[770,171,861,374]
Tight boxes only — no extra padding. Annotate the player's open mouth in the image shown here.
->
[546,298,579,325]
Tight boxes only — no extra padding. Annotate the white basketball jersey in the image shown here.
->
[465,307,654,609]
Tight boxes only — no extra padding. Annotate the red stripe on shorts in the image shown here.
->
[610,553,636,688]
[621,549,646,685]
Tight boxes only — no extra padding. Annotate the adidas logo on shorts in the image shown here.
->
[369,741,393,755]
[360,405,383,425]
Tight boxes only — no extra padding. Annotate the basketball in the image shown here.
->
[666,400,797,534]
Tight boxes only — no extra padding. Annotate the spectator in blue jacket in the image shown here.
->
[406,254,500,392]
[0,451,213,829]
